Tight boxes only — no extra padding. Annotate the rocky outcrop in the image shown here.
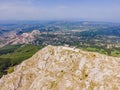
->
[31,30,41,38]
[0,30,41,47]
[0,46,120,90]
[11,30,41,44]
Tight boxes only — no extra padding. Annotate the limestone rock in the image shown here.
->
[31,30,41,37]
[11,30,41,44]
[0,46,120,90]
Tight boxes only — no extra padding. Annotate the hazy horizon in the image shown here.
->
[0,0,120,22]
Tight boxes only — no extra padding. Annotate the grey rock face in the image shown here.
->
[0,46,120,90]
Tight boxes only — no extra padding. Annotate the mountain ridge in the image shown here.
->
[0,45,120,90]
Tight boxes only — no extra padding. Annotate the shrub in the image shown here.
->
[7,67,14,74]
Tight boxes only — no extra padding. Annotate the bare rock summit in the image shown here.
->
[0,46,120,90]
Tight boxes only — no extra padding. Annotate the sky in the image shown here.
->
[0,0,120,22]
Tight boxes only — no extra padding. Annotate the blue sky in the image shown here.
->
[0,0,120,22]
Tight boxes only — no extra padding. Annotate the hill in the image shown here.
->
[0,44,44,77]
[0,46,120,90]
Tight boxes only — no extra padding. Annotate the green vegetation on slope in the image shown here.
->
[0,44,21,55]
[0,44,44,78]
[79,45,120,57]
